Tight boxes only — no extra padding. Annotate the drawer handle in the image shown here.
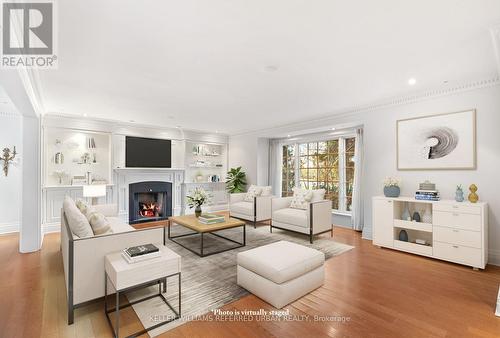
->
[452,245,459,248]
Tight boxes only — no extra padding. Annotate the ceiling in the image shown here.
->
[38,0,500,134]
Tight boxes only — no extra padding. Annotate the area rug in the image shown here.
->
[126,225,354,337]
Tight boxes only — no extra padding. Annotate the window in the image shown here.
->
[282,137,356,213]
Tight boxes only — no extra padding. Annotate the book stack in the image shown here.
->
[415,181,440,201]
[415,190,440,201]
[121,244,160,264]
[198,213,225,225]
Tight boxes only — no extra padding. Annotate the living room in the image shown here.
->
[1,1,500,337]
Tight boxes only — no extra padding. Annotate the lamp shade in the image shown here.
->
[83,184,106,198]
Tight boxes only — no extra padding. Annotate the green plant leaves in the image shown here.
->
[226,166,247,193]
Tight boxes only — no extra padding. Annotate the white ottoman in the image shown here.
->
[237,241,325,308]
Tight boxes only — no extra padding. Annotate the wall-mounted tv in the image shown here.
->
[125,136,172,168]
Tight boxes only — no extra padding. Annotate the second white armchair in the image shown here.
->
[271,189,333,243]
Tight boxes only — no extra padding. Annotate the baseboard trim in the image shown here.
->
[0,222,20,235]
[488,249,500,267]
[42,223,60,235]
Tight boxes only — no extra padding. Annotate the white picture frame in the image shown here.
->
[397,110,476,170]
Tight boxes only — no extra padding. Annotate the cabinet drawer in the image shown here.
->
[433,203,480,215]
[433,226,481,248]
[433,211,481,231]
[433,241,482,268]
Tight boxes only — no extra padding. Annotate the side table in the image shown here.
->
[104,244,181,338]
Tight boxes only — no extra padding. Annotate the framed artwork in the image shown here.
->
[397,110,476,170]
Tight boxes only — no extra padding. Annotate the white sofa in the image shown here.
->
[237,241,325,308]
[229,192,272,228]
[61,196,165,324]
[271,192,333,243]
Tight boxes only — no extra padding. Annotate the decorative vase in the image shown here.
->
[412,211,421,222]
[401,202,411,221]
[384,185,400,198]
[468,184,478,203]
[399,230,409,242]
[422,205,432,223]
[455,187,464,202]
[195,205,202,218]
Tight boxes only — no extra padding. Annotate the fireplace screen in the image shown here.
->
[129,181,172,224]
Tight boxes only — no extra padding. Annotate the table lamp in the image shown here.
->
[83,184,106,205]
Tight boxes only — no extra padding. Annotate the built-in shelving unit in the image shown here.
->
[372,196,488,269]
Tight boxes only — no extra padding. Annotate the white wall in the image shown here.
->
[0,114,22,234]
[228,84,500,264]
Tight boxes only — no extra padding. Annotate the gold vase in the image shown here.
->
[468,184,478,203]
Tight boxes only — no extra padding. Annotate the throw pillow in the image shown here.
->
[75,199,89,214]
[244,185,262,202]
[63,196,94,238]
[87,211,112,235]
[311,189,326,202]
[290,188,313,210]
[260,186,272,196]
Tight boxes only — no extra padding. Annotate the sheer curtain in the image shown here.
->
[269,139,284,196]
[351,128,364,231]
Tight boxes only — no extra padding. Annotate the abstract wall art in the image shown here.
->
[397,110,476,170]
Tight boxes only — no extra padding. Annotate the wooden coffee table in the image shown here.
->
[168,215,246,257]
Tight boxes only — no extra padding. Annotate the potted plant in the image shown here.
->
[226,166,247,193]
[383,177,401,197]
[186,188,211,217]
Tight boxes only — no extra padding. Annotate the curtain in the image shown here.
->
[269,139,284,196]
[351,128,364,231]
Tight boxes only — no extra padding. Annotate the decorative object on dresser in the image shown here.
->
[105,244,181,338]
[0,146,17,176]
[468,184,479,203]
[415,180,440,201]
[398,229,409,242]
[455,185,465,202]
[422,204,432,223]
[401,202,411,221]
[372,196,488,270]
[383,177,401,197]
[226,166,247,193]
[412,211,421,222]
[186,187,211,217]
[53,169,66,184]
[397,110,476,170]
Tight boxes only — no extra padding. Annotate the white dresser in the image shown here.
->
[372,196,488,269]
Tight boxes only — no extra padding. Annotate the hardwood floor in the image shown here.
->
[1,227,499,338]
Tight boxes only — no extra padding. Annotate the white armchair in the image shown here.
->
[271,196,333,243]
[229,193,272,228]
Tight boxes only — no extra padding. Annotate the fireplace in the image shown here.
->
[129,181,172,224]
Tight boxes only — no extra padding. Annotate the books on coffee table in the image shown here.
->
[198,213,225,225]
[122,244,160,263]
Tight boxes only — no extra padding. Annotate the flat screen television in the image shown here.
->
[125,136,172,168]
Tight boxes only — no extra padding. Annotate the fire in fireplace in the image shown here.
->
[129,181,172,224]
[139,201,162,218]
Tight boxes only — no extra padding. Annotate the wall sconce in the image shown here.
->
[1,146,17,176]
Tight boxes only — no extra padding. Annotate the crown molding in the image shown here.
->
[0,111,21,118]
[230,76,500,137]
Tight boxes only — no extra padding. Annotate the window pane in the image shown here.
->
[308,143,318,155]
[327,140,338,153]
[282,145,296,197]
[318,141,327,154]
[299,143,308,156]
